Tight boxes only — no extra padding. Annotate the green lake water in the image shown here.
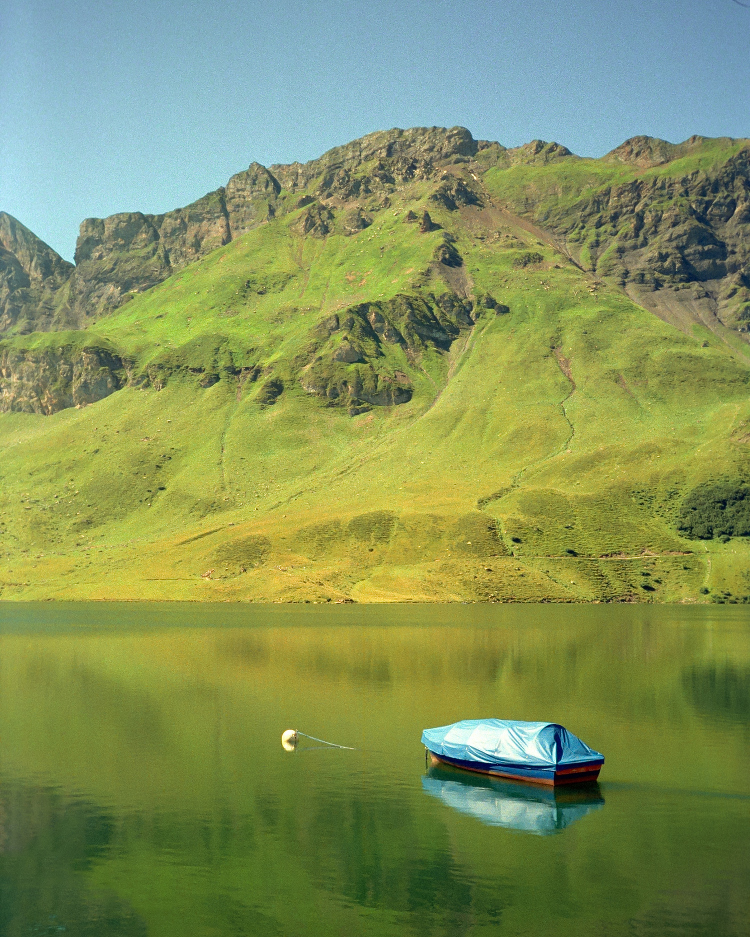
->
[0,602,748,936]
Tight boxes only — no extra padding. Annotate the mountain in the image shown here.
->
[1,126,750,603]
[0,213,74,333]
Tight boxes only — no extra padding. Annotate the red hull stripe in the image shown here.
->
[430,753,602,787]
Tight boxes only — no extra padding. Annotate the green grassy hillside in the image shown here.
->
[2,127,750,603]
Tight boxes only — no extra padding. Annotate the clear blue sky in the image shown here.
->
[2,0,749,260]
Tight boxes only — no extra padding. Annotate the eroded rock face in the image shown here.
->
[0,213,75,333]
[429,176,482,210]
[153,190,232,267]
[0,343,129,414]
[1,165,286,333]
[532,144,750,326]
[225,163,281,237]
[292,204,334,238]
[70,213,172,322]
[341,208,372,235]
[299,292,475,412]
[69,190,233,321]
[271,126,488,192]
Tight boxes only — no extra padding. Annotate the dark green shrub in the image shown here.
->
[347,511,397,544]
[677,481,750,540]
[513,251,544,268]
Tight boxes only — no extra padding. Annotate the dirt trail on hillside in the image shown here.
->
[553,347,575,387]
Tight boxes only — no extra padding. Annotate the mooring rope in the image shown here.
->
[295,731,357,750]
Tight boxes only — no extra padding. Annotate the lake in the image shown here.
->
[0,602,748,936]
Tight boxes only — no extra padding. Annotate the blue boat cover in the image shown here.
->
[421,719,603,768]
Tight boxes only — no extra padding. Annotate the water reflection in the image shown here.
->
[0,604,747,937]
[422,765,605,835]
[0,781,145,936]
[682,663,750,722]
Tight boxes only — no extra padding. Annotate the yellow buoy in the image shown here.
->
[281,729,298,751]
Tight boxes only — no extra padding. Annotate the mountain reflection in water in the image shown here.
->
[0,780,146,937]
[422,765,605,834]
[0,603,747,937]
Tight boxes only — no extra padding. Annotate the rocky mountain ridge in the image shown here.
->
[4,126,748,340]
[503,139,750,331]
[0,214,74,333]
[2,125,750,421]
[0,161,282,333]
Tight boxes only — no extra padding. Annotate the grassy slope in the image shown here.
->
[2,150,750,603]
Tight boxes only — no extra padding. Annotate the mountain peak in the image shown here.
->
[603,135,681,167]
[506,140,573,165]
[0,212,74,332]
[269,126,497,192]
[283,125,482,169]
[0,212,72,277]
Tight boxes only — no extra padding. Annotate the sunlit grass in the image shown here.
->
[2,143,750,603]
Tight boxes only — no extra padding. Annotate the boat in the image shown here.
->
[421,719,604,786]
[422,763,604,834]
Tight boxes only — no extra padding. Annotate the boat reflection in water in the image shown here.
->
[422,764,605,835]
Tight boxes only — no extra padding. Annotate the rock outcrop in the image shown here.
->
[506,140,573,166]
[270,125,494,196]
[0,161,286,334]
[299,292,476,413]
[67,164,284,323]
[529,142,750,327]
[0,342,129,413]
[0,213,74,333]
[224,162,281,236]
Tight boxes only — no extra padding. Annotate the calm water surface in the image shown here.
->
[0,603,748,936]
